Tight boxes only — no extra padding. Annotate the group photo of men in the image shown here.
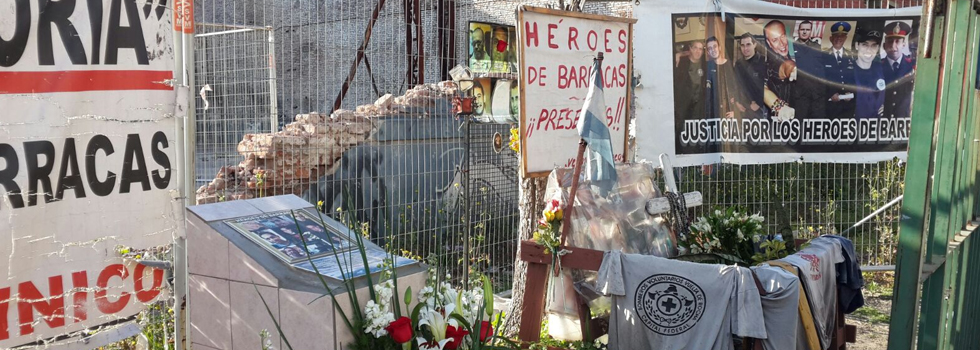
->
[671,14,918,153]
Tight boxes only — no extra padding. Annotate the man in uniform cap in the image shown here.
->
[882,21,915,119]
[823,21,857,119]
[852,23,885,119]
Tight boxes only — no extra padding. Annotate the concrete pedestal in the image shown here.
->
[186,195,426,350]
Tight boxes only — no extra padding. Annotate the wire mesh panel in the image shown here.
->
[658,160,905,267]
[194,24,277,189]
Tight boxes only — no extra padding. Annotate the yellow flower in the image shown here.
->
[554,208,563,221]
[317,200,324,210]
[544,210,555,222]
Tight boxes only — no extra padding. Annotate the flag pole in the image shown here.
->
[556,52,602,271]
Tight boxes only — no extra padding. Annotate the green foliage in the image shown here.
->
[852,306,891,324]
[751,238,791,264]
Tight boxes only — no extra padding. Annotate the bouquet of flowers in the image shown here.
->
[678,207,765,264]
[531,198,564,254]
[359,265,514,350]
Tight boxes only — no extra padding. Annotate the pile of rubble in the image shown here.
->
[195,81,458,204]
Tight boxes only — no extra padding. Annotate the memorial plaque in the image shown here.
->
[226,210,355,262]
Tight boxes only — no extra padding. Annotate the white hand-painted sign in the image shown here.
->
[0,0,180,347]
[517,7,635,177]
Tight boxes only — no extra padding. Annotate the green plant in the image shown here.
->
[852,306,890,324]
[751,236,790,264]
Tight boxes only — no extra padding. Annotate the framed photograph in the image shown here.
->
[225,210,355,263]
[469,21,517,74]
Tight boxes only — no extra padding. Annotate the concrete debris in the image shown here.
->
[195,81,456,204]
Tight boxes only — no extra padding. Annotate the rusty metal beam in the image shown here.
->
[438,0,456,81]
[404,0,424,85]
[333,0,387,112]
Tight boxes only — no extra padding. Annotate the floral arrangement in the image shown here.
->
[531,198,564,255]
[508,127,520,153]
[255,204,516,350]
[678,207,765,264]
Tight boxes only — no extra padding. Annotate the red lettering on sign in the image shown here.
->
[618,30,628,53]
[71,271,88,323]
[0,287,9,341]
[525,22,539,47]
[17,276,65,336]
[557,65,568,89]
[568,27,579,50]
[547,23,559,49]
[603,29,613,53]
[587,30,598,51]
[0,264,165,343]
[95,264,130,315]
[134,264,164,303]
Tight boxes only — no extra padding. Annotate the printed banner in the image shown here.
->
[634,0,921,166]
[0,0,179,347]
[518,7,635,177]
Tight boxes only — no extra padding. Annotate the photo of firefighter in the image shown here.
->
[470,22,492,73]
[881,19,916,119]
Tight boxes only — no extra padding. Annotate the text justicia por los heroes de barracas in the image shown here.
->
[679,117,911,145]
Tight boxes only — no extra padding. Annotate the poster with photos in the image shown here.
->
[225,210,355,263]
[470,21,517,74]
[664,12,918,160]
[472,78,519,124]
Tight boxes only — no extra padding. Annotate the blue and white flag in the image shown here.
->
[577,57,618,184]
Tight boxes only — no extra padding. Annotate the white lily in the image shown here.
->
[417,337,451,350]
[417,303,457,343]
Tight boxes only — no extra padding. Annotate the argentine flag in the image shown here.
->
[577,57,618,184]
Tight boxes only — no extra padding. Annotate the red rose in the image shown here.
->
[385,316,413,344]
[479,321,493,342]
[497,39,508,52]
[444,325,470,350]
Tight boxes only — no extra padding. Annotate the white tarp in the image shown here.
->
[0,0,180,347]
[634,0,921,166]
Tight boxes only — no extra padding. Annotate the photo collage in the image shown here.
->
[470,22,520,124]
[225,210,354,263]
[671,14,918,154]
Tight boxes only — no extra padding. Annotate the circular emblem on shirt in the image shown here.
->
[634,274,706,336]
[876,79,886,91]
[697,68,703,77]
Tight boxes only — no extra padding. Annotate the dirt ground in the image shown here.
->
[845,272,894,350]
[846,297,891,350]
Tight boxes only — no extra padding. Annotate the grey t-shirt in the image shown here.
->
[752,265,801,350]
[780,237,844,349]
[596,251,767,349]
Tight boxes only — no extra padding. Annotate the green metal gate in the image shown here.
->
[888,0,980,349]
